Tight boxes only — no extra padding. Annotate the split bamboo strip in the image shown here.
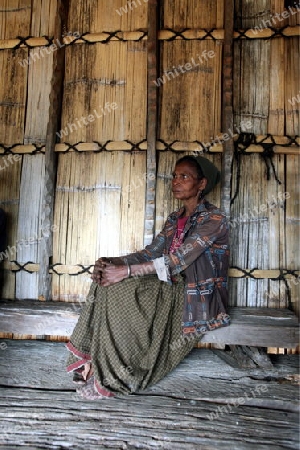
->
[221,0,234,218]
[0,155,22,298]
[38,0,67,302]
[158,26,299,40]
[15,155,45,299]
[285,37,300,136]
[159,29,224,40]
[55,142,148,152]
[0,49,27,145]
[237,17,300,33]
[0,26,299,51]
[229,269,299,279]
[268,39,285,135]
[62,32,147,45]
[67,0,147,33]
[0,145,45,154]
[2,262,39,272]
[3,260,299,281]
[144,0,158,246]
[1,139,298,155]
[285,155,300,316]
[24,50,53,144]
[159,40,222,142]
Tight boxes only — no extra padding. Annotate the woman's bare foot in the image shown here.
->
[76,376,104,400]
[81,362,94,381]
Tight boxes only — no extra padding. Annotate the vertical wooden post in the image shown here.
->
[144,0,158,246]
[38,0,67,300]
[221,0,234,219]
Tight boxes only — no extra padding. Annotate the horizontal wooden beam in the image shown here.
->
[0,301,298,347]
[0,26,299,50]
[0,144,45,155]
[2,262,299,281]
[1,136,298,155]
[229,269,300,279]
[158,26,299,41]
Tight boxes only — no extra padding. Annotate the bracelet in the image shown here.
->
[126,262,131,278]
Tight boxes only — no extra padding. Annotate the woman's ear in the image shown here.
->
[199,177,208,191]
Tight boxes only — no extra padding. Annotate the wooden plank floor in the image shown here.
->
[0,340,299,449]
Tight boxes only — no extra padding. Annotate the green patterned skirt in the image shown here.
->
[66,275,202,396]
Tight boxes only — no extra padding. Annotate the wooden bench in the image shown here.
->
[0,300,298,368]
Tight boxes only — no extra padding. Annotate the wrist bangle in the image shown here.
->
[126,262,131,278]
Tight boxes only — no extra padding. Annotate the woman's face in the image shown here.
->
[172,161,207,202]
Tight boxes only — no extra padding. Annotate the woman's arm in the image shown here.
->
[92,260,156,287]
[91,214,174,285]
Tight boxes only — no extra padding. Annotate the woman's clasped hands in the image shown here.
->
[91,258,129,287]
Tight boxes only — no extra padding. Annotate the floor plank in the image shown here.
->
[0,340,298,449]
[0,301,299,347]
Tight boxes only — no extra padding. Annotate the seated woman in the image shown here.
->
[66,155,230,400]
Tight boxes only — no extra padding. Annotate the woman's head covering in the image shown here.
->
[192,155,221,195]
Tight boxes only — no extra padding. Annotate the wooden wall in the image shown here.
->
[0,1,299,334]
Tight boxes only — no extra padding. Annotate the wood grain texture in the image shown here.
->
[159,40,222,142]
[53,152,146,301]
[67,0,148,33]
[144,0,158,246]
[221,0,234,218]
[15,155,45,299]
[0,155,22,298]
[60,41,147,144]
[162,0,224,28]
[0,342,298,449]
[0,301,298,348]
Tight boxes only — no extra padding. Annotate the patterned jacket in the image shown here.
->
[122,200,230,335]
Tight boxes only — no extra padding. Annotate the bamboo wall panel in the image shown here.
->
[0,155,21,298]
[15,155,45,300]
[285,37,300,136]
[67,0,147,33]
[234,5,299,135]
[0,0,61,300]
[0,0,31,39]
[285,155,300,316]
[53,152,146,301]
[0,0,58,39]
[268,39,285,135]
[0,50,27,144]
[60,42,147,143]
[233,40,271,135]
[235,0,300,28]
[24,52,53,144]
[229,153,299,309]
[159,40,222,142]
[163,0,224,28]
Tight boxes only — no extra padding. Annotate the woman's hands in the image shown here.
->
[92,258,129,287]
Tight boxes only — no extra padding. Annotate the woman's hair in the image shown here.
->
[175,156,204,180]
